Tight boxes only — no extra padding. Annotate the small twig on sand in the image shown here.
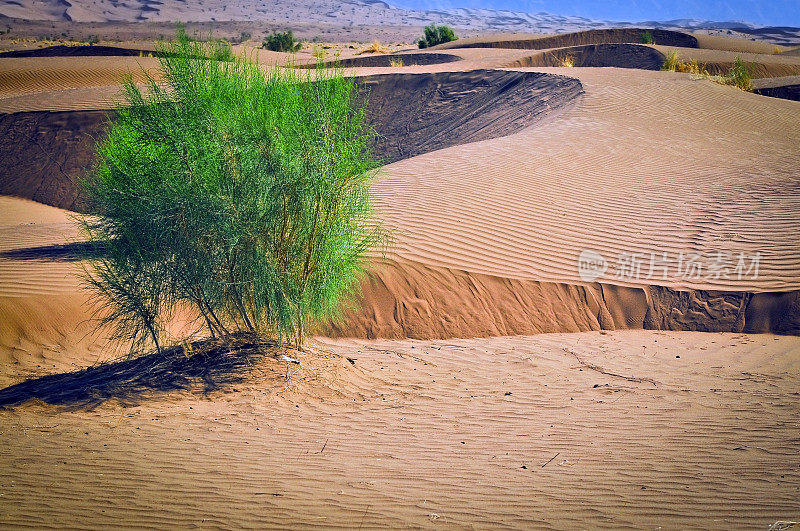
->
[359,505,371,529]
[768,521,798,531]
[542,452,560,468]
[364,346,437,366]
[733,445,773,453]
[319,438,328,453]
[564,348,658,387]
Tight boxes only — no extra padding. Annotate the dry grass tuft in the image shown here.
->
[661,51,709,75]
[358,40,389,55]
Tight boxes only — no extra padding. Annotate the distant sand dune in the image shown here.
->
[505,43,665,69]
[436,28,699,50]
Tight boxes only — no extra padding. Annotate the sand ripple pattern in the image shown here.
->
[376,67,800,292]
[0,197,82,297]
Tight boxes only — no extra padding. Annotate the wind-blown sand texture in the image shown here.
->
[1,28,800,527]
[0,331,798,528]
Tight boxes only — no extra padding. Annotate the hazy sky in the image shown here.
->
[388,0,800,27]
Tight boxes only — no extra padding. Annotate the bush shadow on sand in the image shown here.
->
[0,241,105,262]
[0,337,273,410]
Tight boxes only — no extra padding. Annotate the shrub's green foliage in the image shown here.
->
[640,31,654,44]
[175,24,235,61]
[727,56,753,91]
[418,24,457,49]
[84,35,382,353]
[263,30,302,52]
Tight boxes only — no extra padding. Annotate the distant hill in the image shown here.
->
[0,0,798,44]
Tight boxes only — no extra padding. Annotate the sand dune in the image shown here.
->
[373,66,800,293]
[0,44,159,58]
[693,34,791,54]
[505,43,665,69]
[2,41,800,336]
[436,28,699,50]
[753,75,800,101]
[652,45,800,78]
[296,51,461,69]
[0,197,83,297]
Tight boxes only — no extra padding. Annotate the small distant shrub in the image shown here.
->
[389,57,404,67]
[358,40,388,55]
[561,54,575,68]
[726,56,753,91]
[174,24,234,61]
[215,42,235,61]
[417,24,457,49]
[87,35,99,45]
[263,30,301,52]
[312,43,327,60]
[772,45,783,54]
[641,31,654,45]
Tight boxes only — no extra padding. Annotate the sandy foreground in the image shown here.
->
[0,332,797,528]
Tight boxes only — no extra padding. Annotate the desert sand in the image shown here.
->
[1,26,800,528]
[1,325,799,527]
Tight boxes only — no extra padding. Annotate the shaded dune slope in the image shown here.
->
[297,52,460,69]
[0,45,158,58]
[362,70,582,164]
[437,28,698,50]
[506,44,665,70]
[0,110,108,212]
[0,69,584,212]
[753,77,800,101]
[755,84,800,101]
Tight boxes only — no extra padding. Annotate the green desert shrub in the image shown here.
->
[263,30,302,52]
[83,34,382,354]
[726,56,753,91]
[640,30,654,44]
[174,24,235,61]
[418,24,457,48]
